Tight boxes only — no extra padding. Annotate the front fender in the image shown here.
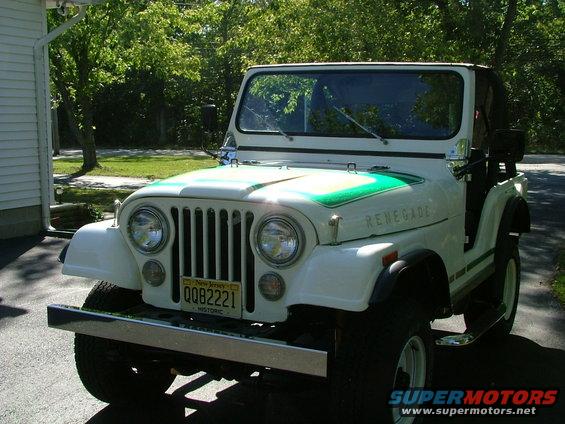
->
[285,239,398,312]
[62,220,141,290]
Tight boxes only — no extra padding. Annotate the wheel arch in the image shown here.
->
[369,249,452,318]
[487,196,528,302]
[505,196,530,234]
[494,196,529,275]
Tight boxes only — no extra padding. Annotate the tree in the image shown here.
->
[493,0,518,69]
[182,0,260,129]
[119,0,201,145]
[49,1,129,170]
[49,0,201,170]
[51,0,563,156]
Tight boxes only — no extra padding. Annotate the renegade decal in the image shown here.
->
[366,205,432,228]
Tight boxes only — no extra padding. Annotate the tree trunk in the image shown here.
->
[221,10,233,128]
[156,79,167,145]
[492,0,518,69]
[52,55,98,171]
[51,107,60,156]
[53,73,79,140]
[432,0,456,38]
[78,94,98,171]
[158,106,167,145]
[81,138,98,170]
[57,88,98,171]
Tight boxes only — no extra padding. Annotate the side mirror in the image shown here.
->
[490,129,525,163]
[201,104,218,132]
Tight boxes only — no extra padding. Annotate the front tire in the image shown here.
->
[332,299,433,424]
[75,281,176,404]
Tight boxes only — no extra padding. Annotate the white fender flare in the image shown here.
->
[62,220,141,290]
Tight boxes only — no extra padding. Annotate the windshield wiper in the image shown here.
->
[243,105,293,141]
[272,126,294,142]
[332,106,388,145]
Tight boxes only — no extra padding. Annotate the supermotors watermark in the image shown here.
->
[389,389,559,417]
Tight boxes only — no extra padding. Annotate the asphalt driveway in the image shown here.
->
[1,157,564,423]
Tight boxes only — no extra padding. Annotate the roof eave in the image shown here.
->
[249,62,490,70]
[46,0,106,9]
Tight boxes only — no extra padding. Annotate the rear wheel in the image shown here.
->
[75,281,176,404]
[332,299,433,423]
[464,240,520,340]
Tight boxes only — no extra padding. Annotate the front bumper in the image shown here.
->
[47,304,328,377]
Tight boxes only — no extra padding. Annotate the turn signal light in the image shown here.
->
[382,251,398,267]
[142,260,166,286]
[258,272,285,301]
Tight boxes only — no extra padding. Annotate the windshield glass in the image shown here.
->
[237,71,463,140]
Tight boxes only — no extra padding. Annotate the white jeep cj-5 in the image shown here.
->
[48,63,530,423]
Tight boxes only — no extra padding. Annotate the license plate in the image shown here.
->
[180,277,242,319]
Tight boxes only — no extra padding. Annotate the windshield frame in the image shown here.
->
[235,69,465,141]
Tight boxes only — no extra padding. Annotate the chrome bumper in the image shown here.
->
[47,304,328,377]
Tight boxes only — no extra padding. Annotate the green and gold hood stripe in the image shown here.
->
[265,171,424,208]
[308,173,422,207]
[147,166,424,208]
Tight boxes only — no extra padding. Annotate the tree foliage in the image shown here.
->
[50,0,564,161]
[49,0,201,169]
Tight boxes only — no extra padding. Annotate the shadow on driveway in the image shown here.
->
[0,236,45,270]
[86,334,564,424]
[0,235,70,305]
[0,297,27,320]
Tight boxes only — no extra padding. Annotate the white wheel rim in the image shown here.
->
[503,258,517,320]
[392,335,427,424]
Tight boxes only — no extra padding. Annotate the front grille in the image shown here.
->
[171,206,255,312]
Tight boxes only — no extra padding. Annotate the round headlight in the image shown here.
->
[128,207,168,253]
[256,216,303,267]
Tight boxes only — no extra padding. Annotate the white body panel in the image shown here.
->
[450,173,528,297]
[127,165,454,245]
[62,173,526,322]
[60,63,528,323]
[62,220,141,290]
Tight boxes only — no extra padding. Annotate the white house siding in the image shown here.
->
[0,0,46,238]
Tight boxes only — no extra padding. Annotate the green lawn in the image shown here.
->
[53,155,217,179]
[58,187,134,212]
[552,250,565,306]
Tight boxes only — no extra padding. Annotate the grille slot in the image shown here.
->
[245,212,255,312]
[182,208,191,277]
[171,207,180,303]
[174,206,255,312]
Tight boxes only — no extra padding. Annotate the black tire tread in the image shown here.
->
[332,299,433,423]
[75,281,175,404]
[81,280,141,311]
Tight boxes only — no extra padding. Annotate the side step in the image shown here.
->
[435,303,507,347]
